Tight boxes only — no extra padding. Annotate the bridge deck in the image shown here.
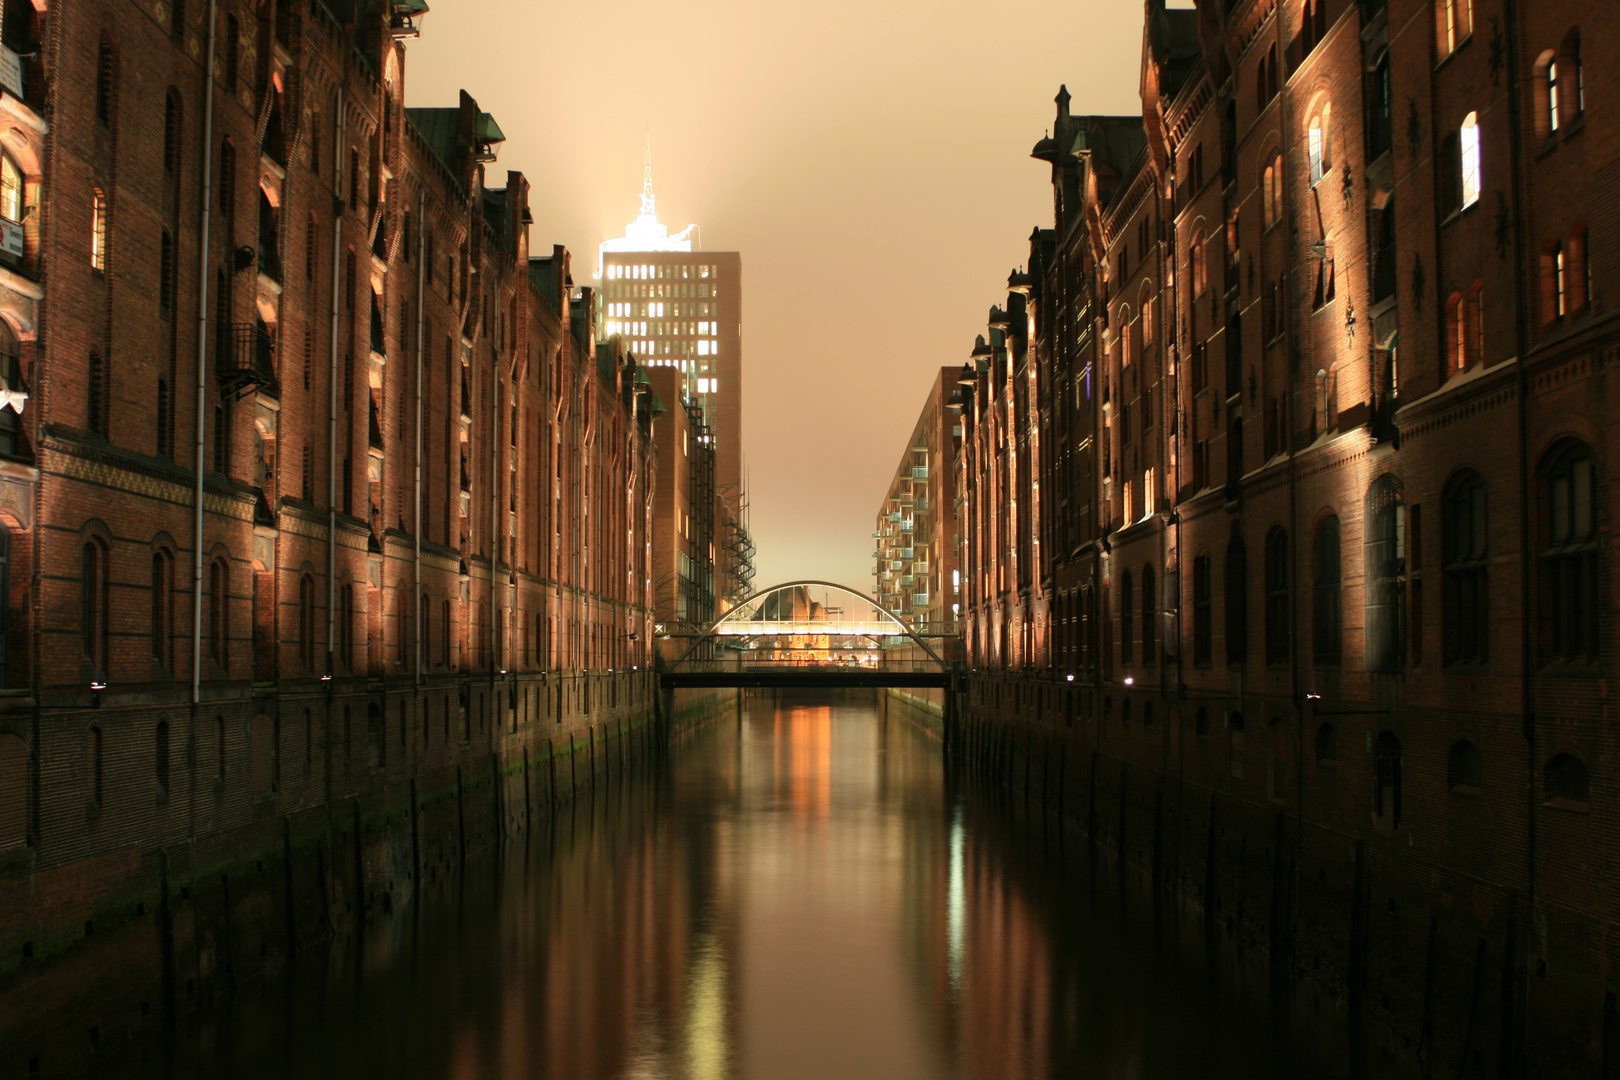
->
[660,670,949,690]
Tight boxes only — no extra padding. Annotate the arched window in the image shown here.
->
[1447,293,1466,375]
[1365,476,1408,672]
[0,152,21,226]
[155,720,170,795]
[0,320,22,457]
[1448,739,1483,795]
[159,230,173,317]
[1141,565,1156,662]
[1308,102,1332,185]
[224,14,239,84]
[91,188,107,271]
[1540,443,1598,663]
[219,141,236,228]
[1316,722,1338,766]
[1374,732,1402,828]
[1225,528,1248,664]
[215,715,226,777]
[1190,228,1208,295]
[1443,471,1489,663]
[442,598,451,668]
[1373,199,1398,302]
[1265,528,1290,665]
[1120,570,1134,666]
[368,702,384,767]
[298,573,315,672]
[81,540,107,676]
[305,214,317,282]
[151,550,172,670]
[1545,753,1589,807]
[1267,716,1285,799]
[1313,516,1342,665]
[1263,162,1277,228]
[208,557,228,669]
[163,91,181,178]
[96,33,115,124]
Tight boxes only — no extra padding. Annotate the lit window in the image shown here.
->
[1308,105,1332,185]
[1555,244,1566,318]
[1548,60,1560,131]
[91,187,107,271]
[0,155,20,224]
[1459,112,1481,208]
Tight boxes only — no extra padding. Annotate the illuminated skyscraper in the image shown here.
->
[598,155,754,610]
[596,157,743,506]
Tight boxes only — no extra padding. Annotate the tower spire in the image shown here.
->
[640,136,656,218]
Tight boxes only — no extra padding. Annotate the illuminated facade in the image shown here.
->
[873,366,961,639]
[0,0,667,1069]
[946,0,1620,1074]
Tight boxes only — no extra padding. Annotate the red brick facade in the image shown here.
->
[953,1,1619,1074]
[0,0,672,1067]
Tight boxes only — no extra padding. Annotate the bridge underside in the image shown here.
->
[660,670,949,690]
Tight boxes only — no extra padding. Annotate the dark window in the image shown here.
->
[1316,722,1337,765]
[1374,731,1402,827]
[1141,565,1156,663]
[81,541,107,674]
[0,320,23,456]
[215,715,226,777]
[159,231,174,317]
[1540,444,1598,664]
[208,558,228,669]
[150,551,171,668]
[1545,753,1590,805]
[89,726,104,807]
[163,91,181,177]
[1225,530,1248,664]
[224,15,238,85]
[96,34,115,125]
[1373,200,1397,302]
[88,352,108,437]
[1443,471,1489,663]
[1448,739,1483,794]
[1368,54,1393,158]
[1120,570,1134,666]
[1265,528,1290,665]
[219,141,235,223]
[298,574,315,672]
[155,720,170,794]
[1195,706,1209,739]
[1313,516,1342,664]
[1365,475,1407,672]
[1193,554,1212,664]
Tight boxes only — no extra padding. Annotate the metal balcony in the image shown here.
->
[218,323,275,399]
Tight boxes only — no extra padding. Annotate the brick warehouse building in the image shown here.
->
[947,0,1619,1075]
[0,0,713,1069]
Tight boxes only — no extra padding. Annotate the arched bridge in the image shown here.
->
[658,581,951,690]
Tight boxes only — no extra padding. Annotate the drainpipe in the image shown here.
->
[190,0,219,708]
[414,190,425,685]
[490,287,500,691]
[328,89,345,676]
[1500,0,1533,1069]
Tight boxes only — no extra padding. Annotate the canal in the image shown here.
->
[103,691,1348,1080]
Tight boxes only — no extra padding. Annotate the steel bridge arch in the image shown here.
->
[668,579,947,670]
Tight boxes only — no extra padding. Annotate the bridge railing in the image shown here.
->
[665,655,946,675]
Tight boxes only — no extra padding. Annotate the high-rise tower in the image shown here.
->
[597,154,753,611]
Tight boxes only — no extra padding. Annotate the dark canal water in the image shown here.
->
[105,691,1348,1080]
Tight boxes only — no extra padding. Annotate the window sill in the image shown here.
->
[1543,797,1590,814]
[1317,758,1339,771]
[1535,660,1601,678]
[1434,34,1473,73]
[1449,784,1482,799]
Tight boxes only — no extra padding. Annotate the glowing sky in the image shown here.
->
[407,0,1149,594]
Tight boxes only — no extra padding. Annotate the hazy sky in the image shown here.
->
[407,0,1149,595]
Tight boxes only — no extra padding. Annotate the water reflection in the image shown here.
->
[103,690,1342,1080]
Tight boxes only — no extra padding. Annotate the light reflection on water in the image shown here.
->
[105,691,1344,1080]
